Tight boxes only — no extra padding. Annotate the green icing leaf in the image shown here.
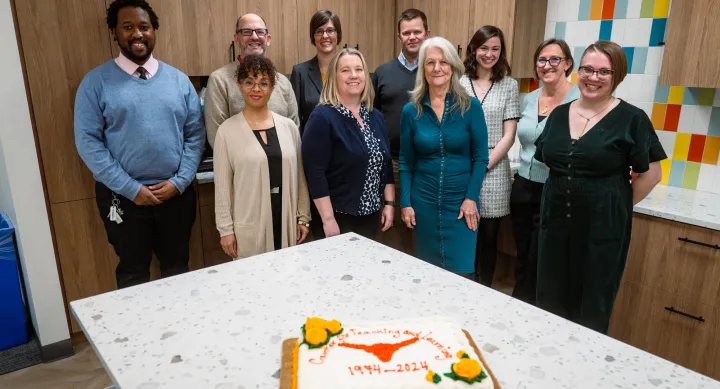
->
[461,352,469,359]
[432,373,442,384]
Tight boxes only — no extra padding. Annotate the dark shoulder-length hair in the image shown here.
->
[464,25,511,81]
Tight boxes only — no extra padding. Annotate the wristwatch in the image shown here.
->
[297,220,310,228]
[384,200,397,207]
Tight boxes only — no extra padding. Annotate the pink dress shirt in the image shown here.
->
[114,52,159,79]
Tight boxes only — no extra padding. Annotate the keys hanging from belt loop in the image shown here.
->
[108,193,124,224]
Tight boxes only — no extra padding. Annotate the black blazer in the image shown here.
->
[290,56,323,135]
[302,105,394,216]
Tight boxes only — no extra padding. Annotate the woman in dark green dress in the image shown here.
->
[533,41,665,334]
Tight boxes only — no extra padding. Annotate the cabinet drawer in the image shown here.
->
[624,214,720,306]
[610,281,717,376]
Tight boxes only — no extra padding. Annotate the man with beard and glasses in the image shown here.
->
[372,8,430,254]
[204,13,299,149]
[74,0,205,289]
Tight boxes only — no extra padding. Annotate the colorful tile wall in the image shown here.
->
[528,0,720,194]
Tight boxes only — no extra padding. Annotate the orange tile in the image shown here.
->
[651,103,667,130]
[687,134,706,163]
[571,72,578,84]
[664,104,681,132]
[703,136,720,165]
[602,0,616,19]
[529,78,540,92]
[590,0,604,20]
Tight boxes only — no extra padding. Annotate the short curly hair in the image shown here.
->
[235,55,277,87]
[106,0,160,30]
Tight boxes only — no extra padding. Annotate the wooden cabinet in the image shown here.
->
[623,214,720,307]
[296,0,395,71]
[660,0,720,88]
[144,0,238,76]
[14,0,112,203]
[508,0,548,78]
[609,282,718,377]
[609,214,720,379]
[395,0,471,58]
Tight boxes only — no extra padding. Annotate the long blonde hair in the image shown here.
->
[410,37,470,116]
[319,48,375,110]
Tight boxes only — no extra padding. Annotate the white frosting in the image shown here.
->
[297,317,494,389]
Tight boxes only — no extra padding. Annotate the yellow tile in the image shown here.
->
[660,158,671,185]
[571,72,578,84]
[653,0,670,17]
[673,133,692,160]
[667,86,685,105]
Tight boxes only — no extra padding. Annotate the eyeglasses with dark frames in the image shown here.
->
[236,28,268,37]
[314,28,337,37]
[578,65,615,79]
[536,56,566,67]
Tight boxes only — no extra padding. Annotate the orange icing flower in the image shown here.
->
[452,358,482,380]
[426,370,436,382]
[326,319,342,335]
[305,327,329,346]
[305,317,327,331]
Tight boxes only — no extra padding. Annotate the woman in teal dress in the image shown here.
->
[534,41,665,334]
[399,37,489,278]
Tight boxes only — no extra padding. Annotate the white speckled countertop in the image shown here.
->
[71,234,720,389]
[633,185,720,231]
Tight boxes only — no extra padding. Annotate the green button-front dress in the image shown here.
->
[533,100,666,334]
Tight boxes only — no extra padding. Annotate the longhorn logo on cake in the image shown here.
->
[309,328,453,365]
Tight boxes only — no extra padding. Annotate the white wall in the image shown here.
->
[0,0,69,347]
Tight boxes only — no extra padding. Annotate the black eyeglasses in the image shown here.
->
[536,56,565,67]
[236,28,268,37]
[314,28,337,37]
[578,65,614,79]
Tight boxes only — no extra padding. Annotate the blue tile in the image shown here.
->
[683,87,700,105]
[555,22,567,39]
[573,47,586,71]
[599,20,613,41]
[614,0,629,19]
[650,18,667,46]
[623,47,635,73]
[668,160,686,187]
[709,107,720,137]
[631,47,648,74]
[654,84,670,103]
[578,0,592,21]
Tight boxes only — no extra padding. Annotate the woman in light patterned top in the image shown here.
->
[459,26,520,286]
[302,48,395,240]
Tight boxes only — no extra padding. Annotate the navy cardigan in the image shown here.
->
[301,104,394,216]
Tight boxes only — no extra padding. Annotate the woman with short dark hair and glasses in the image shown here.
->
[533,41,665,334]
[510,38,578,305]
[291,9,343,135]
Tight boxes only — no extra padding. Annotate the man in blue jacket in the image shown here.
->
[74,0,205,288]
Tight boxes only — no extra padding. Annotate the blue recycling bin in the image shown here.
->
[0,212,29,350]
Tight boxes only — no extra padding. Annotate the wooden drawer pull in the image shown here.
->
[678,237,720,250]
[664,306,705,322]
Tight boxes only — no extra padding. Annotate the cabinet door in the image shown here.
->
[609,281,717,375]
[353,0,396,71]
[237,0,299,75]
[146,0,238,76]
[14,0,113,203]
[713,309,720,380]
[395,0,471,59]
[508,0,548,79]
[468,0,516,55]
[659,0,720,88]
[624,214,720,307]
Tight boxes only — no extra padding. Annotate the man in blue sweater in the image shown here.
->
[372,8,429,254]
[74,0,205,288]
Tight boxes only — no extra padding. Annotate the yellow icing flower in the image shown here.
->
[456,350,467,359]
[452,358,482,380]
[426,370,436,382]
[305,317,327,331]
[305,327,329,346]
[326,319,342,335]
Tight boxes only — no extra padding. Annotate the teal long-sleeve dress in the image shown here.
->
[399,94,489,274]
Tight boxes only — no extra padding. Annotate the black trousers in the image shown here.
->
[475,217,502,286]
[509,174,544,305]
[95,182,197,289]
[312,211,379,240]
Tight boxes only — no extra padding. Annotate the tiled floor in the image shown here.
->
[0,342,111,389]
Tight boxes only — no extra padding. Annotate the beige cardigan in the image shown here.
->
[214,112,310,259]
[205,62,299,148]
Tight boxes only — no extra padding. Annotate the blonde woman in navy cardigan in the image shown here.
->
[302,48,395,240]
[511,39,578,304]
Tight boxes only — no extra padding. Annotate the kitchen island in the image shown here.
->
[71,233,720,388]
